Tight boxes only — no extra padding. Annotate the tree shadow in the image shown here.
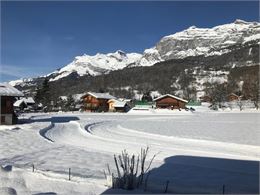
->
[33,116,80,123]
[19,116,80,124]
[102,155,259,194]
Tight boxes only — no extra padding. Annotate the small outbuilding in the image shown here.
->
[0,83,24,125]
[154,94,188,109]
[14,97,36,111]
[108,99,131,112]
[81,92,115,112]
[13,99,27,110]
[227,93,241,102]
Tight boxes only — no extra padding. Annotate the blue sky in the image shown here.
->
[1,1,259,82]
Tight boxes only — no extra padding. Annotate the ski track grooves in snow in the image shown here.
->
[40,116,260,161]
[39,122,55,142]
[89,121,260,160]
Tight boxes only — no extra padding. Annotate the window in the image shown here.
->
[85,103,92,108]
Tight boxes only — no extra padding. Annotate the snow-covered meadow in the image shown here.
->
[0,109,259,194]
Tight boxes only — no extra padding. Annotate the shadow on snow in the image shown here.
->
[102,155,259,194]
[31,116,80,123]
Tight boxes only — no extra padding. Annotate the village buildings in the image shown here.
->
[81,91,189,112]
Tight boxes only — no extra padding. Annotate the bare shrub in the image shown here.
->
[106,147,157,190]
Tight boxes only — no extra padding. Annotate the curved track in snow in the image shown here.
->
[42,117,260,161]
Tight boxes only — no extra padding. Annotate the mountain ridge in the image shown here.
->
[9,19,260,86]
[8,19,259,104]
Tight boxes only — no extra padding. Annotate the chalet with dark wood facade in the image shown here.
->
[81,92,115,112]
[0,83,24,125]
[154,94,188,109]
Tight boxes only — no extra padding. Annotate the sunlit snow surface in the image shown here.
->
[0,110,259,194]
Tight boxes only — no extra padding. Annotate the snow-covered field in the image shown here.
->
[0,110,259,194]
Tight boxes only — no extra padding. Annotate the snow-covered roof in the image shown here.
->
[0,83,24,97]
[59,96,68,101]
[153,94,188,103]
[114,100,127,108]
[23,97,35,104]
[14,97,35,107]
[13,99,25,107]
[118,98,132,102]
[83,92,116,100]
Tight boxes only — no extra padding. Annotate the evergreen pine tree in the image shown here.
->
[141,91,153,102]
[34,86,42,104]
[65,95,75,111]
[41,78,51,110]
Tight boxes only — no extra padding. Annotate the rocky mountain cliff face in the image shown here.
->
[139,19,260,66]
[10,19,260,101]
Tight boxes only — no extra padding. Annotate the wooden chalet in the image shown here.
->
[0,83,24,125]
[154,94,188,109]
[227,93,241,102]
[81,92,115,112]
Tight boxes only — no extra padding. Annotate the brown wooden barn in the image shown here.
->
[227,93,241,102]
[154,94,188,109]
[81,92,115,112]
[0,83,24,125]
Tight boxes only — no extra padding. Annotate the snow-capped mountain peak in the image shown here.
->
[138,19,260,66]
[49,50,142,81]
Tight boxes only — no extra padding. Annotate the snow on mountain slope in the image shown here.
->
[8,19,260,85]
[139,19,260,66]
[48,19,259,82]
[49,50,142,81]
[9,78,34,87]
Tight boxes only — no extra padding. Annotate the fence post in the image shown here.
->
[32,164,34,172]
[69,168,71,181]
[164,180,169,193]
[222,184,225,194]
